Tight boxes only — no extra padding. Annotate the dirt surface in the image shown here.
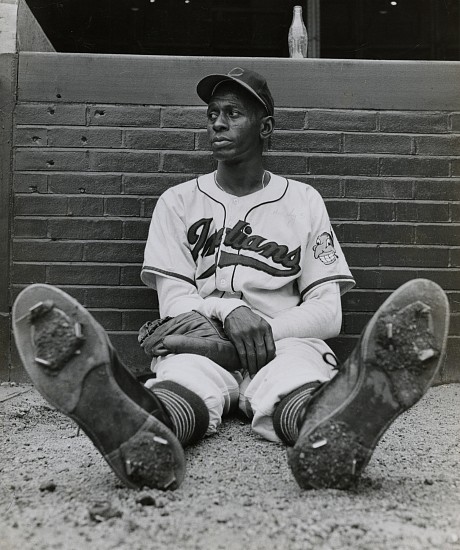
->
[1,383,459,550]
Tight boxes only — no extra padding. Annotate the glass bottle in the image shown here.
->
[288,5,308,58]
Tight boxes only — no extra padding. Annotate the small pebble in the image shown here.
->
[39,481,56,492]
[155,498,166,508]
[136,494,156,507]
[216,517,228,523]
[88,501,122,522]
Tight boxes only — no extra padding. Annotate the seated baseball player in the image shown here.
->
[12,68,449,492]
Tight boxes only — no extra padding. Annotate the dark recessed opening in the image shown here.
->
[25,0,460,60]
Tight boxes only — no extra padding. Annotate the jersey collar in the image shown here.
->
[197,171,289,204]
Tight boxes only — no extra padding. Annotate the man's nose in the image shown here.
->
[212,113,228,131]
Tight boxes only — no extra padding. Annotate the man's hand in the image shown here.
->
[223,306,276,378]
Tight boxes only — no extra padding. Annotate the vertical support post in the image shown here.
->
[307,0,321,58]
[0,1,18,380]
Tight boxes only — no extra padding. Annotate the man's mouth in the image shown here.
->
[212,137,232,145]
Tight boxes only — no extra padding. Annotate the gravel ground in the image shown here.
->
[1,382,459,550]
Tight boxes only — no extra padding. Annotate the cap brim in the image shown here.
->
[196,73,270,116]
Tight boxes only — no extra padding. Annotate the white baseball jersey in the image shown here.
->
[142,172,355,319]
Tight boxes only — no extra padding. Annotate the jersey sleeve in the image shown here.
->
[141,193,197,289]
[298,189,355,298]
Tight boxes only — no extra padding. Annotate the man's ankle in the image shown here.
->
[273,382,322,445]
[148,380,209,447]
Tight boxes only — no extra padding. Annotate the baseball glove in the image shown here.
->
[138,310,241,372]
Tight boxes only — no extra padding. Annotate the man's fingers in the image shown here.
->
[233,338,249,372]
[254,340,268,372]
[224,306,276,376]
[246,342,259,378]
[231,336,261,378]
[264,331,276,363]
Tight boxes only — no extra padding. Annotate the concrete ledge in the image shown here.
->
[18,53,460,111]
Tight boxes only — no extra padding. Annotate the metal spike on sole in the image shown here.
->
[35,357,51,367]
[153,436,169,445]
[386,322,395,350]
[420,305,434,333]
[28,300,55,321]
[74,322,83,339]
[311,438,328,449]
[125,459,135,476]
[29,301,44,314]
[386,323,393,339]
[163,477,177,490]
[417,348,437,362]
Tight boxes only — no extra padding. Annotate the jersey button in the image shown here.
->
[220,279,226,286]
[233,198,238,204]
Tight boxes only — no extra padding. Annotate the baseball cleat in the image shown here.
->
[13,284,185,490]
[288,279,450,490]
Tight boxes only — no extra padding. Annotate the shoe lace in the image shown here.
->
[322,352,342,371]
[296,353,342,431]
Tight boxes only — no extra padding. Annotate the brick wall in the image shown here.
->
[9,55,460,382]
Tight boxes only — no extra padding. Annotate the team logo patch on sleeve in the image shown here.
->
[313,231,338,265]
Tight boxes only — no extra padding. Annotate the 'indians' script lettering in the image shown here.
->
[187,218,300,277]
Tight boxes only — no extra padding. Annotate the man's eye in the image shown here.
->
[229,110,239,118]
[207,112,218,121]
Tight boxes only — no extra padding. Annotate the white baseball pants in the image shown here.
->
[145,337,337,442]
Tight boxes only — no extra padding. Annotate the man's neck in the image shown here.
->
[215,161,268,197]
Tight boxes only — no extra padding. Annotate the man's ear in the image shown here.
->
[260,116,275,141]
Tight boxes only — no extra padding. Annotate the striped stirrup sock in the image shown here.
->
[149,381,209,447]
[273,382,322,446]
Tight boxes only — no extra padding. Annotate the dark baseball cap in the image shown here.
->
[197,67,274,117]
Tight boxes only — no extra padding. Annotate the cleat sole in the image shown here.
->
[288,279,449,490]
[13,284,185,490]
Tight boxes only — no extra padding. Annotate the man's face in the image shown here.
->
[206,83,265,163]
